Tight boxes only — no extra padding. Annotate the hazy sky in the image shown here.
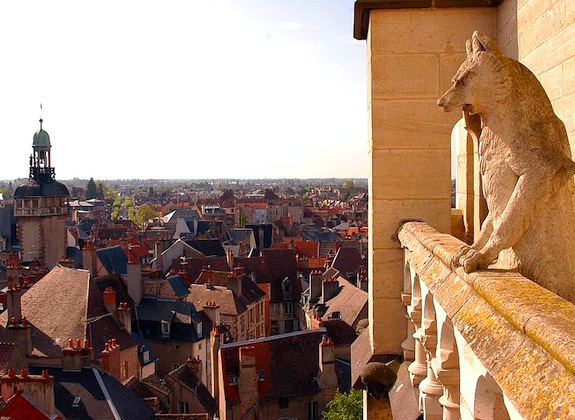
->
[0,0,368,181]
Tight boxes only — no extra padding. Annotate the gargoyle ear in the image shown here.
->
[472,31,500,55]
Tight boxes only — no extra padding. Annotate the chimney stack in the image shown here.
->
[202,301,220,324]
[117,302,132,333]
[82,241,97,276]
[63,338,93,371]
[103,287,116,319]
[126,252,142,305]
[7,315,32,357]
[227,272,243,298]
[101,339,121,380]
[317,336,338,389]
[1,369,55,416]
[238,346,258,416]
[210,324,222,402]
[309,271,323,300]
[6,254,21,287]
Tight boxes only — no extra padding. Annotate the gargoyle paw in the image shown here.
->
[451,245,471,268]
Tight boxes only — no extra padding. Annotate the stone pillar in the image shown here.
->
[355,0,498,357]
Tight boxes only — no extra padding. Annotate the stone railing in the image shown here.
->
[397,221,575,419]
[14,207,68,217]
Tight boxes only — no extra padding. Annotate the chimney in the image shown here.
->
[154,239,170,272]
[210,324,222,403]
[226,249,234,270]
[117,302,132,333]
[103,287,117,319]
[1,369,55,416]
[6,284,22,322]
[7,315,32,357]
[322,277,339,302]
[126,253,142,304]
[238,346,258,416]
[187,355,201,377]
[317,336,338,389]
[308,271,322,300]
[227,272,243,298]
[82,241,97,276]
[101,339,121,380]
[63,338,93,371]
[202,301,220,324]
[6,254,21,288]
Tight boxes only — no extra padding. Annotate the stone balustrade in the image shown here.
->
[397,221,575,419]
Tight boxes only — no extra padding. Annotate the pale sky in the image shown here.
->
[0,0,368,181]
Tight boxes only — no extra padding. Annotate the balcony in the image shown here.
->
[396,221,575,419]
[14,207,69,217]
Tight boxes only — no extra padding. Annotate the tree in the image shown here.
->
[85,178,98,199]
[342,179,355,189]
[323,389,363,420]
[135,204,159,227]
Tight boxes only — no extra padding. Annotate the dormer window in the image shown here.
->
[161,320,170,338]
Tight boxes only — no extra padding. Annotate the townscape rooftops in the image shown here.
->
[0,265,89,358]
[168,363,217,416]
[221,329,328,402]
[28,366,155,420]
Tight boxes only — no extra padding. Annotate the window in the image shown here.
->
[257,370,265,381]
[173,344,179,352]
[178,402,189,414]
[143,350,150,363]
[308,401,319,420]
[228,375,238,385]
[270,303,280,316]
[121,361,129,380]
[161,320,170,337]
[283,301,294,316]
[171,362,180,371]
[279,397,289,409]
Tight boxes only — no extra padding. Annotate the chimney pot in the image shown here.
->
[42,369,49,379]
[11,317,17,325]
[7,368,15,377]
[84,339,90,349]
[76,338,81,348]
[22,317,27,326]
[20,369,28,377]
[68,338,74,348]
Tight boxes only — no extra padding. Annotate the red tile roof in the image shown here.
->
[0,390,58,419]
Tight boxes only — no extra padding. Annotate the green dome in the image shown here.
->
[33,128,51,148]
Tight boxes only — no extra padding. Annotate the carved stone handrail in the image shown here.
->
[397,221,575,419]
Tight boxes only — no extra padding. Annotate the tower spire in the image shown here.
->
[39,103,43,130]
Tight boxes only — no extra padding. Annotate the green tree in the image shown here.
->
[85,178,98,199]
[323,389,363,420]
[342,179,355,189]
[135,204,159,227]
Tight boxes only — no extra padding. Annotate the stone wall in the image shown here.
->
[498,0,575,157]
[367,7,497,355]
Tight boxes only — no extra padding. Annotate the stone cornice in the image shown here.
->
[353,0,504,40]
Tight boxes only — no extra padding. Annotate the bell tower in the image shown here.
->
[13,118,70,269]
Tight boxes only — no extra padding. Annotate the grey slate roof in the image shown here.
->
[96,245,128,276]
[29,366,155,420]
[167,275,190,298]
